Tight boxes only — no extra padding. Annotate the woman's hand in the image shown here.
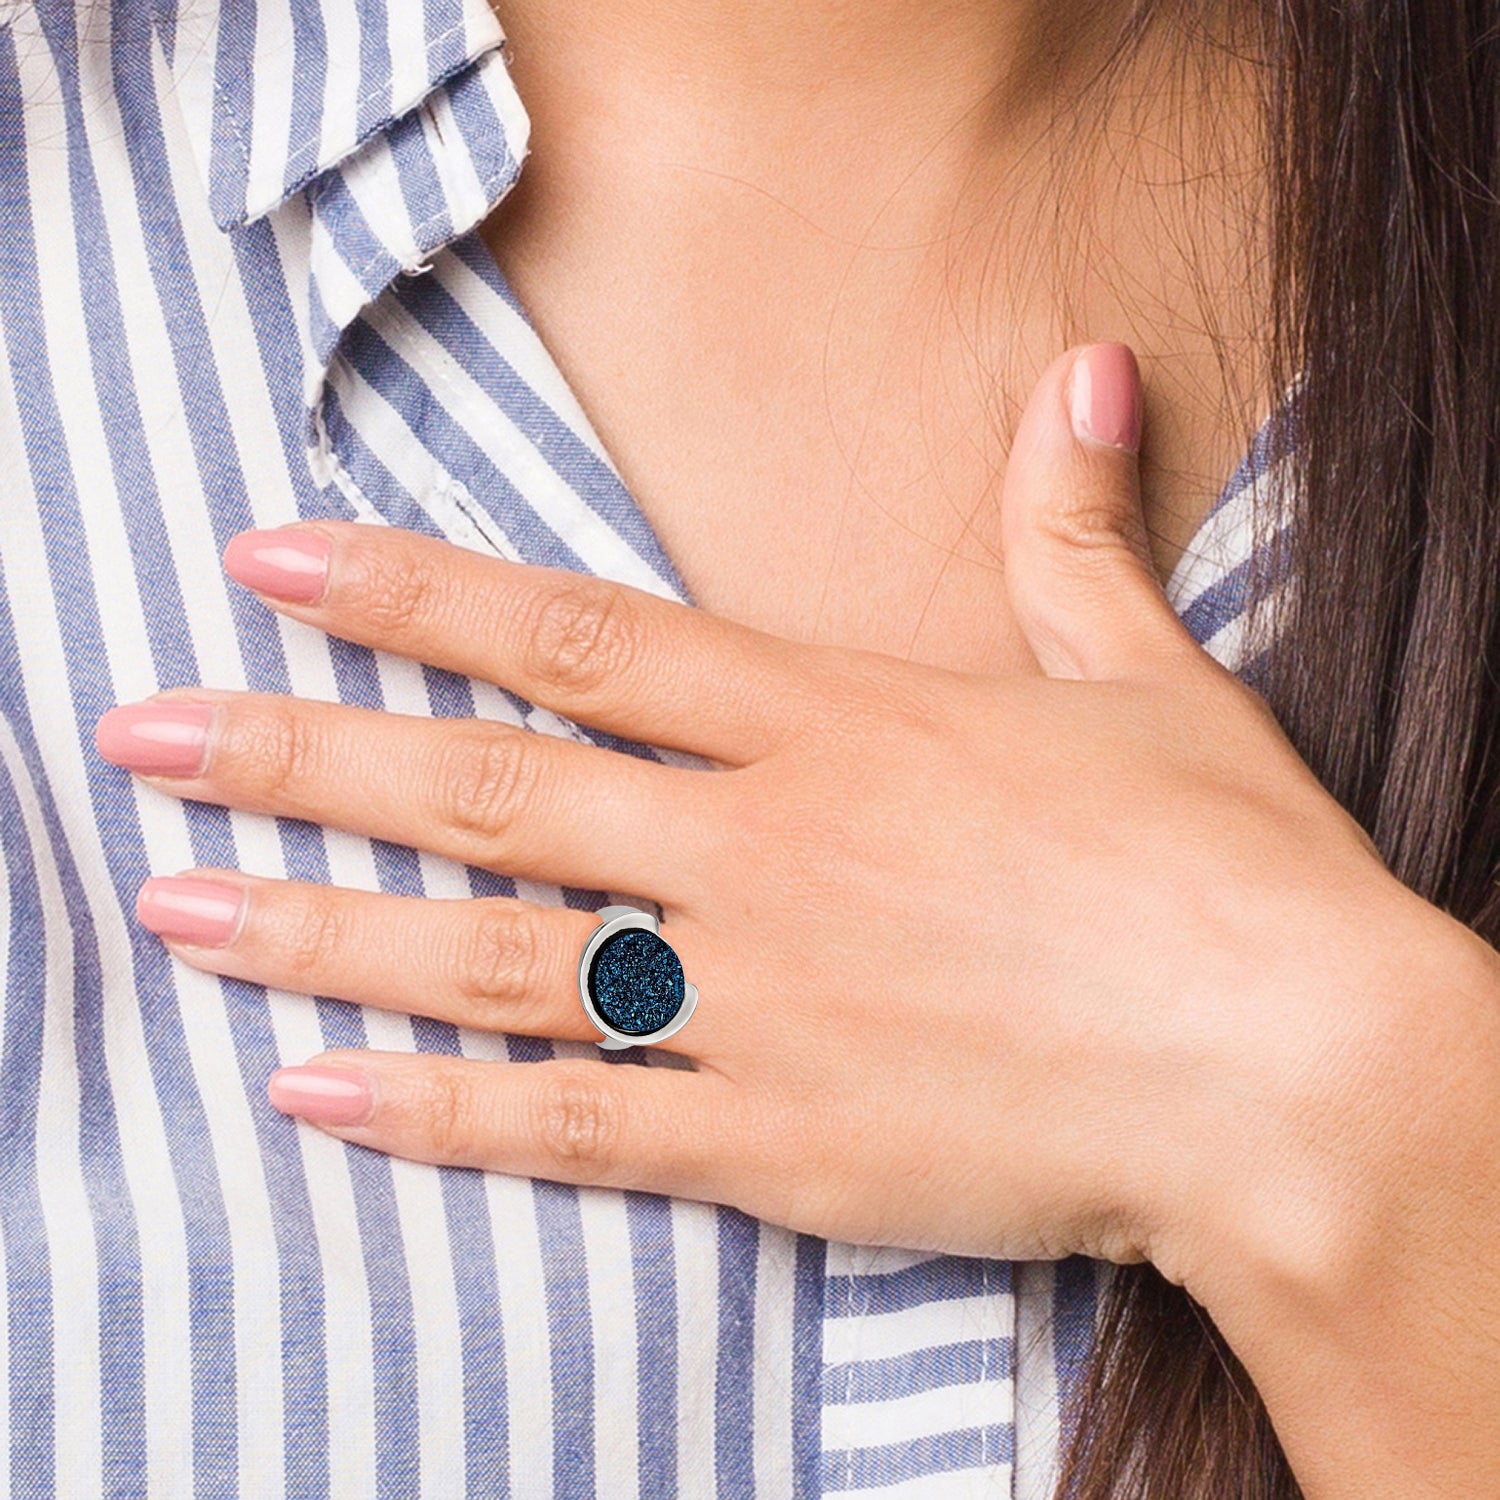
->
[93,344,1497,1319]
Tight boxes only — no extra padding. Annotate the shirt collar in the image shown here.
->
[157,0,532,471]
[166,0,524,229]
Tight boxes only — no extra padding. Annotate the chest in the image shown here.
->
[596,402,1225,682]
[616,397,1053,679]
[606,382,1235,680]
[472,2,1273,681]
[480,220,1245,680]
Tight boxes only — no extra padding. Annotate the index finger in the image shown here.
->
[224,521,838,766]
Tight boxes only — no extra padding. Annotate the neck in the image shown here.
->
[480,0,1269,629]
[493,0,1128,148]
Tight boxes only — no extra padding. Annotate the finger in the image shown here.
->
[222,520,851,767]
[96,691,725,907]
[266,1050,746,1204]
[1000,342,1205,681]
[137,870,716,1051]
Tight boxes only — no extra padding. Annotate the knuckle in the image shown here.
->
[1038,497,1137,566]
[229,701,320,801]
[849,659,953,741]
[523,581,641,697]
[435,727,543,845]
[354,546,439,638]
[419,1069,490,1164]
[276,886,351,981]
[793,651,953,756]
[782,654,870,738]
[453,901,552,1008]
[532,1064,622,1173]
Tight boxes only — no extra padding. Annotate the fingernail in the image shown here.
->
[268,1066,375,1127]
[223,527,331,605]
[1069,343,1142,453]
[137,876,247,947]
[95,702,213,777]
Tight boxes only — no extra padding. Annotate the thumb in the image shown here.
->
[1001,342,1198,681]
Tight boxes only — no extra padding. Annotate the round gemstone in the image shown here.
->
[588,928,686,1036]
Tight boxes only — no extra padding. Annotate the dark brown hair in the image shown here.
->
[1055,0,1500,1494]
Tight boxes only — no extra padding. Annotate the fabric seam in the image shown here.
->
[340,158,518,285]
[208,26,504,222]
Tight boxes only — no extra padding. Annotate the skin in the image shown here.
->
[481,0,1271,673]
[97,347,1500,1495]
[92,2,1500,1491]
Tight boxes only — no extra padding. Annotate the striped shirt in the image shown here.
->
[0,2,1287,1495]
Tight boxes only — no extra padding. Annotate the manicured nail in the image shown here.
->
[268,1066,375,1127]
[223,527,331,605]
[1069,343,1142,453]
[95,702,213,777]
[137,876,246,947]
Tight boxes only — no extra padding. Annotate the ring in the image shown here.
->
[578,905,699,1050]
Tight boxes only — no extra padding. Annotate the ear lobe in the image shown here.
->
[1000,343,1203,682]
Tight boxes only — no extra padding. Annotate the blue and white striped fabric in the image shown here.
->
[0,2,1289,1495]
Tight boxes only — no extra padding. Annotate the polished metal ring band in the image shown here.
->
[578,905,698,1050]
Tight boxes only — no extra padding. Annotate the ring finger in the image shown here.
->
[137,869,717,1054]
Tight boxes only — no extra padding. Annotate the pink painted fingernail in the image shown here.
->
[223,527,331,605]
[137,876,246,947]
[1069,343,1142,453]
[95,702,213,776]
[268,1066,375,1126]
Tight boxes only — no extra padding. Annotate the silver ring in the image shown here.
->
[578,905,698,1050]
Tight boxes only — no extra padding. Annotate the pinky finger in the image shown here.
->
[269,1049,746,1202]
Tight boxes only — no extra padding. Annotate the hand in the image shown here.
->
[92,343,1452,1305]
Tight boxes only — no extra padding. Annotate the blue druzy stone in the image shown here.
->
[588,928,685,1036]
